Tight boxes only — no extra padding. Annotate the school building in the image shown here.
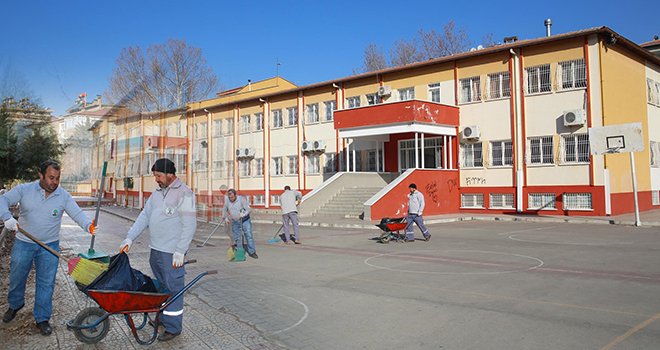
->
[89,26,660,221]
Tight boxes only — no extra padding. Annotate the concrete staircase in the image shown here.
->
[312,186,382,219]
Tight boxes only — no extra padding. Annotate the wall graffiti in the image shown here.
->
[446,178,458,192]
[425,181,439,204]
[465,177,486,186]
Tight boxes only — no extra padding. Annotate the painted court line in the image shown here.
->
[261,292,309,335]
[599,312,660,350]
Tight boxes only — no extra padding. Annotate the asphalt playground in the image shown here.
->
[2,208,660,349]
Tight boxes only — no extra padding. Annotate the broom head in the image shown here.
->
[68,256,109,286]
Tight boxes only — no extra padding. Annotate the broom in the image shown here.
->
[18,227,108,286]
[266,224,284,244]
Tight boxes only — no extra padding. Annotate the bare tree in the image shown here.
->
[482,33,497,48]
[362,43,388,72]
[390,39,423,67]
[108,39,218,112]
[417,21,472,60]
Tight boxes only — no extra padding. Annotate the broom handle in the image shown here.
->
[18,227,68,262]
[90,161,108,250]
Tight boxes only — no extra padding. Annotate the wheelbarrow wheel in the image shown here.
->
[72,307,110,344]
[379,233,391,244]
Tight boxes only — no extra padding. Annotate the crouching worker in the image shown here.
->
[119,158,196,342]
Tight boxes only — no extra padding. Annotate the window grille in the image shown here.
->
[653,191,660,206]
[213,120,222,136]
[253,195,265,206]
[557,59,586,90]
[225,119,234,135]
[272,109,283,128]
[647,79,660,106]
[240,115,251,133]
[461,142,483,168]
[287,107,298,126]
[460,76,481,103]
[528,193,556,210]
[398,87,415,101]
[428,83,441,102]
[239,159,251,177]
[306,103,319,124]
[254,113,264,131]
[490,193,514,209]
[528,136,554,165]
[487,72,511,99]
[366,93,381,105]
[490,140,513,166]
[461,193,484,208]
[525,64,551,94]
[254,158,264,176]
[561,134,590,164]
[651,141,660,167]
[287,155,298,175]
[324,101,336,121]
[324,152,337,173]
[563,193,592,210]
[346,96,360,108]
[225,160,233,178]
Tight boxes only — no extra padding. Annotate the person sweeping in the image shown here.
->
[1,160,95,336]
[119,158,196,342]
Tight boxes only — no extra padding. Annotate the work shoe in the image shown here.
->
[157,331,180,342]
[294,240,302,245]
[36,321,52,336]
[249,252,259,259]
[424,234,431,242]
[3,304,24,323]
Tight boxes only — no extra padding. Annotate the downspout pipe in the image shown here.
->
[510,48,524,213]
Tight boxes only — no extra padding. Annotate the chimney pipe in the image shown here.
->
[248,79,252,91]
[544,18,552,37]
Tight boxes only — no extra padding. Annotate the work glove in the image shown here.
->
[3,217,18,231]
[86,220,96,235]
[119,238,133,253]
[239,208,246,218]
[172,252,185,268]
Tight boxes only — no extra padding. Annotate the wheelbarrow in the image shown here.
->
[67,270,216,345]
[375,217,408,243]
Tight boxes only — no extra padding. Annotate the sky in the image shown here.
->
[0,0,656,116]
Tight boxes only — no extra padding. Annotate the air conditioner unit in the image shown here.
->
[145,136,159,149]
[244,147,255,158]
[235,148,242,157]
[301,140,313,153]
[313,140,326,152]
[377,85,392,97]
[562,109,586,127]
[463,125,481,140]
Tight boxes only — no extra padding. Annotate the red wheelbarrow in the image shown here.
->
[66,254,216,345]
[375,217,408,243]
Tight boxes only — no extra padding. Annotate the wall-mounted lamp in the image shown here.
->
[259,98,266,103]
[203,108,209,113]
[332,83,340,89]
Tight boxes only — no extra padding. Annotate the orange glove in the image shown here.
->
[87,220,96,235]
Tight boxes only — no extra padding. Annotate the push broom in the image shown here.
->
[266,224,284,244]
[18,227,108,286]
[79,161,109,263]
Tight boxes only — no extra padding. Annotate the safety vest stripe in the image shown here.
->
[163,309,183,316]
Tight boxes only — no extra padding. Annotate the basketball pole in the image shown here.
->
[629,152,641,226]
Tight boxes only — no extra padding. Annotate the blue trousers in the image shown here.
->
[8,239,59,323]
[282,212,300,241]
[149,249,185,334]
[231,219,256,254]
[405,214,430,240]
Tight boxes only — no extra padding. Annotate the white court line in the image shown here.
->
[364,250,544,275]
[261,291,309,335]
[508,234,633,246]
[496,226,555,235]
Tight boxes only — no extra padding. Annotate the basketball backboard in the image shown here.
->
[588,122,644,155]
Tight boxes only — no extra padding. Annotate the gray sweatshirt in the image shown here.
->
[280,189,302,214]
[126,177,197,254]
[408,190,425,215]
[223,195,251,221]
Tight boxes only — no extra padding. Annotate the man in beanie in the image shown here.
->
[119,158,196,341]
[405,183,431,242]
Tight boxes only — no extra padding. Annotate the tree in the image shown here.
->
[418,21,471,60]
[0,105,18,183]
[390,39,423,67]
[362,43,388,72]
[17,123,64,181]
[61,121,94,181]
[108,39,218,112]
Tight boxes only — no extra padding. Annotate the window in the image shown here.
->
[324,100,336,121]
[271,195,281,205]
[528,193,556,210]
[306,154,320,174]
[253,195,265,206]
[490,140,513,166]
[272,109,283,128]
[346,96,360,108]
[271,157,283,175]
[563,193,592,210]
[461,193,484,208]
[526,64,551,94]
[647,79,660,106]
[528,136,554,165]
[287,107,298,126]
[240,115,251,133]
[487,72,511,99]
[461,142,483,168]
[459,77,481,103]
[306,103,319,124]
[398,87,415,101]
[225,119,234,135]
[287,155,298,175]
[324,152,337,173]
[653,191,660,206]
[490,194,514,209]
[239,159,251,176]
[213,120,222,136]
[558,59,586,90]
[428,83,441,103]
[254,113,263,131]
[366,93,381,105]
[651,141,660,167]
[562,134,590,164]
[254,158,264,176]
[226,160,233,178]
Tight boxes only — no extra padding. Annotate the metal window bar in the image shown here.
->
[528,193,556,209]
[491,141,503,166]
[461,193,484,208]
[490,193,514,208]
[526,64,551,94]
[528,137,554,164]
[653,191,660,206]
[563,193,592,210]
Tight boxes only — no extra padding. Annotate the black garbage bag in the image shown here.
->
[84,252,158,293]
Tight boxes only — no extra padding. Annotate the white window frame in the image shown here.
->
[528,193,556,210]
[460,142,483,168]
[254,158,264,176]
[490,140,513,167]
[306,103,319,124]
[398,87,415,101]
[366,93,381,105]
[346,96,360,108]
[562,193,592,211]
[324,100,336,121]
[272,109,283,129]
[271,157,283,176]
[459,76,481,103]
[254,113,264,131]
[527,136,554,165]
[224,119,234,135]
[240,115,251,133]
[287,155,298,175]
[461,193,484,209]
[239,159,251,177]
[561,134,590,164]
[487,71,511,99]
[213,120,222,137]
[253,195,265,206]
[226,160,233,178]
[428,83,441,103]
[271,195,281,206]
[557,59,587,91]
[306,153,321,174]
[525,64,552,94]
[653,190,660,206]
[287,106,298,126]
[489,193,515,209]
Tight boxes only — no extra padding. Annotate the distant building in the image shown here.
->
[640,36,660,57]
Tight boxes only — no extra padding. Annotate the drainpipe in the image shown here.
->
[510,48,524,213]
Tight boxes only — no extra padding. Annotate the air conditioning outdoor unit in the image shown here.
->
[245,148,255,158]
[377,85,392,97]
[235,148,242,157]
[313,140,326,152]
[562,109,586,127]
[463,125,481,140]
[301,140,313,153]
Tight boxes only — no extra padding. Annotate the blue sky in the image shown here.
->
[0,0,656,116]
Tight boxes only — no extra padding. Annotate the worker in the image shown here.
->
[119,158,196,342]
[279,185,302,244]
[405,183,431,242]
[223,189,258,259]
[1,160,95,336]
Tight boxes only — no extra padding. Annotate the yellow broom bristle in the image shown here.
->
[69,257,108,286]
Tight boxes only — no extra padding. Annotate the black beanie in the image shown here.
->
[151,158,176,174]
